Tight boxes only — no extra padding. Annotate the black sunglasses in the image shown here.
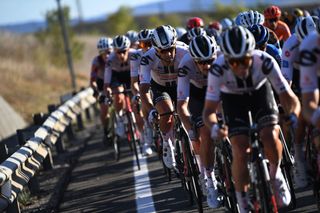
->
[157,46,175,54]
[195,58,215,65]
[116,49,127,54]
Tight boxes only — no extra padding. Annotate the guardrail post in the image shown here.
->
[48,104,65,154]
[16,129,40,195]
[60,94,75,141]
[73,91,84,131]
[6,198,20,213]
[33,113,54,170]
[81,87,92,122]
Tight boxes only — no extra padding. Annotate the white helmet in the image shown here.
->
[187,27,207,39]
[220,18,233,31]
[138,29,153,41]
[237,10,265,28]
[125,30,139,43]
[220,26,256,58]
[113,35,131,50]
[97,37,113,52]
[189,35,218,61]
[151,25,177,50]
[295,16,320,41]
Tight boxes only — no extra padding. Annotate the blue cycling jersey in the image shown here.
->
[266,44,282,66]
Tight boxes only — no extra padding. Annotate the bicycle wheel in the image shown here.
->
[183,135,203,213]
[127,112,140,170]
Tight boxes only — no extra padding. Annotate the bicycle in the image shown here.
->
[305,128,320,211]
[246,111,278,213]
[116,88,141,170]
[160,111,203,212]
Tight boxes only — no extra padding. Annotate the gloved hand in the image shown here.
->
[210,123,228,140]
[286,113,298,129]
[188,129,196,141]
[148,109,159,125]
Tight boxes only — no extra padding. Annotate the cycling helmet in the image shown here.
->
[206,28,221,45]
[186,17,204,30]
[175,27,187,39]
[187,27,206,39]
[235,12,244,26]
[295,16,320,41]
[125,30,138,43]
[208,21,222,32]
[113,35,131,50]
[248,24,270,46]
[97,37,113,52]
[151,25,177,50]
[220,18,233,31]
[138,29,153,41]
[312,7,320,18]
[264,5,281,19]
[292,8,304,18]
[189,35,218,61]
[220,26,256,58]
[238,10,265,28]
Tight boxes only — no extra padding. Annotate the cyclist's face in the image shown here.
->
[116,48,129,62]
[266,18,279,30]
[156,46,176,64]
[227,55,253,79]
[195,58,215,75]
[99,49,112,61]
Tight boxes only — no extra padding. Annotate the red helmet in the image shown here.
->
[264,5,281,19]
[186,17,204,30]
[208,21,222,32]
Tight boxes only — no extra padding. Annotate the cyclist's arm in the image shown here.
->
[103,63,112,96]
[302,91,319,127]
[130,52,140,95]
[203,99,220,129]
[90,60,98,89]
[177,66,192,130]
[265,53,300,116]
[139,55,153,113]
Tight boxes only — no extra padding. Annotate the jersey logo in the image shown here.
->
[178,66,189,77]
[209,64,223,77]
[282,60,289,68]
[300,49,318,66]
[262,57,273,75]
[130,53,140,61]
[140,55,152,66]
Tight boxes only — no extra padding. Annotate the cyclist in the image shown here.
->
[247,24,282,66]
[130,29,154,155]
[179,17,204,45]
[203,26,300,211]
[140,25,189,169]
[90,37,113,141]
[177,35,220,208]
[299,30,320,181]
[104,35,134,137]
[264,5,291,46]
[126,30,139,49]
[283,16,320,189]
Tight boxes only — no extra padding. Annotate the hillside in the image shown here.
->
[0,32,98,123]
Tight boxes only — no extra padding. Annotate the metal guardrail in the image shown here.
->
[0,87,96,211]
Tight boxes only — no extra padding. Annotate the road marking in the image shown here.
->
[134,153,156,213]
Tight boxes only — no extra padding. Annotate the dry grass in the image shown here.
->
[0,32,97,123]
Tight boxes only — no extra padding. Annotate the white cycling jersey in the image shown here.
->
[130,49,144,78]
[206,49,291,101]
[299,31,320,93]
[281,34,300,82]
[139,44,189,87]
[177,53,208,101]
[104,48,135,84]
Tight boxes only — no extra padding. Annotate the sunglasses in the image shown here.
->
[138,41,152,49]
[195,58,215,65]
[157,46,175,54]
[100,50,111,55]
[267,18,278,23]
[116,49,128,55]
[228,56,252,68]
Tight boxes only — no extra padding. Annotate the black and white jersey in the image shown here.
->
[206,49,291,101]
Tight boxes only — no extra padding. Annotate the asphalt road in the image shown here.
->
[58,128,319,213]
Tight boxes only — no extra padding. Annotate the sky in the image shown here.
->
[0,0,165,25]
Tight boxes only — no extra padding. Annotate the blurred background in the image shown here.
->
[0,0,319,123]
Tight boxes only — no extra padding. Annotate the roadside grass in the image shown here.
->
[0,32,95,123]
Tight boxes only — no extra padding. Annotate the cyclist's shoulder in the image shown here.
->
[300,31,320,51]
[282,34,299,53]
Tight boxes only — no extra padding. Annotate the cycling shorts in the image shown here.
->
[221,82,279,138]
